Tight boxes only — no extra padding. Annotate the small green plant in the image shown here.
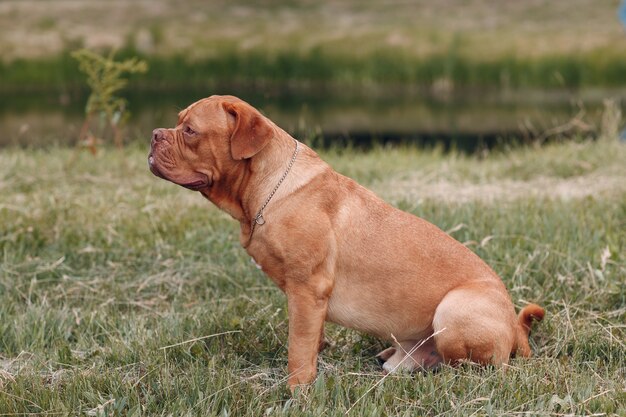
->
[71,48,147,153]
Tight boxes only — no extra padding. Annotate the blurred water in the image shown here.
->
[1,87,622,151]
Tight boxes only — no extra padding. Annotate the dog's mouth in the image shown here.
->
[149,154,209,191]
[148,154,166,179]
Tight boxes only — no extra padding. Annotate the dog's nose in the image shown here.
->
[152,128,166,142]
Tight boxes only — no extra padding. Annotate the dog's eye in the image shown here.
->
[183,125,196,136]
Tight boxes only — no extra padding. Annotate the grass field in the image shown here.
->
[1,135,625,415]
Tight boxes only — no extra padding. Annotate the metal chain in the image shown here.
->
[249,138,299,238]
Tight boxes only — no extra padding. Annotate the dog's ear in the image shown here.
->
[222,101,275,160]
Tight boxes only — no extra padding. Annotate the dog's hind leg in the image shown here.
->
[432,283,517,365]
[377,337,442,373]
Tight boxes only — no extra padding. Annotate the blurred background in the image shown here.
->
[1,0,625,150]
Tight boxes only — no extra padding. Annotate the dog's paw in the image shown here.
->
[318,338,333,353]
[375,347,397,363]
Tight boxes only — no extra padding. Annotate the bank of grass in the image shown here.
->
[1,0,626,92]
[2,46,626,93]
[1,137,625,415]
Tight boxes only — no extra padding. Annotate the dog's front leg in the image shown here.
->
[285,284,329,390]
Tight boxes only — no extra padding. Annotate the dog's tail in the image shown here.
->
[514,303,545,357]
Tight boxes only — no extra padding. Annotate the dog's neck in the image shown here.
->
[201,128,322,247]
[240,131,302,246]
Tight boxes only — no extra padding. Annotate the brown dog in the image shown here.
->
[149,95,544,389]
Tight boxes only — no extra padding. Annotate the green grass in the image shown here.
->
[1,137,625,415]
[2,47,626,94]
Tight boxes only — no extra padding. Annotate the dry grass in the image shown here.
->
[379,172,626,205]
[323,134,626,203]
[370,138,626,204]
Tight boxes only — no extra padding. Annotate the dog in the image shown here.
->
[148,95,544,389]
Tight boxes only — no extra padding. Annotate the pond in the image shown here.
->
[2,86,624,151]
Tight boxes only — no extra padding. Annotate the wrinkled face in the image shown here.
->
[148,95,274,191]
[148,97,230,190]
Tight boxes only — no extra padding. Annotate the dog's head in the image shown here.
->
[148,95,276,190]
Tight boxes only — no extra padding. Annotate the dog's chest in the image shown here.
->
[246,248,289,290]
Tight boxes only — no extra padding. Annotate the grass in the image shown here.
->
[0,137,625,415]
[1,0,626,91]
[2,44,626,93]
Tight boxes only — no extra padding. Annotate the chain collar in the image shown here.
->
[248,138,299,241]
